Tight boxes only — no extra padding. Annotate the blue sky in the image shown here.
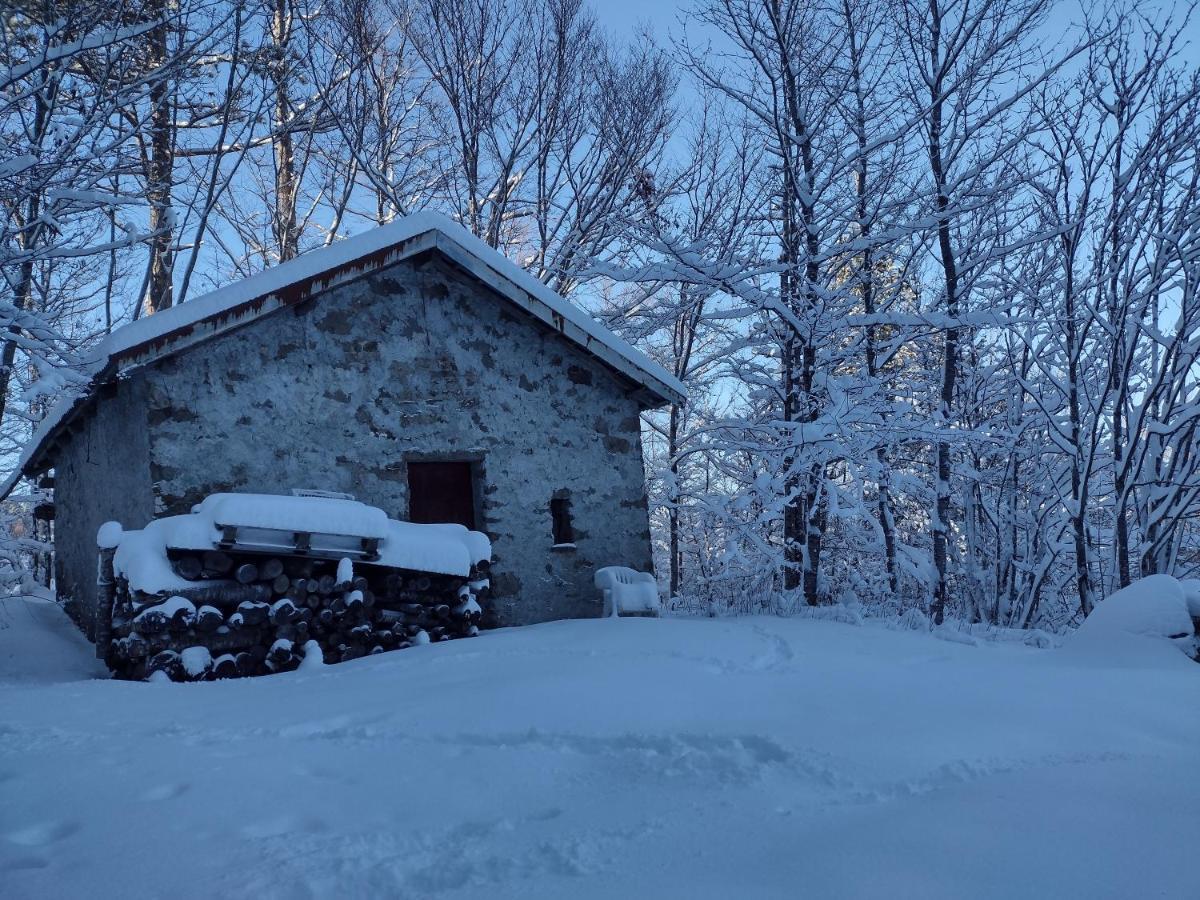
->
[594,0,681,39]
[593,0,1200,47]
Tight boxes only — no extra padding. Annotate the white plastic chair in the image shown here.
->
[594,566,660,617]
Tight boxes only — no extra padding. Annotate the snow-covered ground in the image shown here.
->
[1,595,1198,899]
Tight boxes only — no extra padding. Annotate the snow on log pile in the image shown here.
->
[97,494,493,681]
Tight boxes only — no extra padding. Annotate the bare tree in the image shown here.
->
[894,0,1078,622]
[303,0,442,232]
[0,2,167,425]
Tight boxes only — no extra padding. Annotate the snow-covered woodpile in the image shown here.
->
[95,494,494,681]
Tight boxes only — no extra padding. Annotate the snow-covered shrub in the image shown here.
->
[0,499,53,598]
[1177,579,1200,621]
[1069,575,1196,662]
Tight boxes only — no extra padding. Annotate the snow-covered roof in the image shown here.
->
[5,212,685,495]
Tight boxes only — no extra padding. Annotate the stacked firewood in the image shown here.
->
[100,548,493,681]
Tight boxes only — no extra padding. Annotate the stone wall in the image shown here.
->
[122,253,654,626]
[53,380,156,637]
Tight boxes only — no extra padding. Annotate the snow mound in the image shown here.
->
[1068,575,1196,664]
[1078,575,1193,640]
[133,596,197,630]
[298,640,324,670]
[1177,578,1200,619]
[0,594,107,685]
[195,493,390,540]
[381,522,492,571]
[96,521,123,550]
[933,623,979,646]
[112,517,221,594]
[180,646,213,678]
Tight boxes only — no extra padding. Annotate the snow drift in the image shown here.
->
[1068,574,1197,665]
[2,598,1198,899]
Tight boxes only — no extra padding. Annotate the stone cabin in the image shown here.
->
[7,213,685,638]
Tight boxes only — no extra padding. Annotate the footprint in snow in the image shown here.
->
[747,627,796,671]
[240,816,326,839]
[291,763,356,785]
[139,782,190,802]
[5,820,80,847]
[2,854,50,872]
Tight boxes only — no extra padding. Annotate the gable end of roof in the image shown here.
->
[6,214,685,497]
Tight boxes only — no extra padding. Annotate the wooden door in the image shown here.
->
[407,461,476,529]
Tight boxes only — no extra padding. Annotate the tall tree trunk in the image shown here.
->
[780,165,805,593]
[770,0,826,605]
[1112,402,1132,587]
[668,401,682,598]
[845,0,898,597]
[1063,247,1093,615]
[927,3,959,626]
[0,233,36,434]
[144,1,175,314]
[1106,90,1132,591]
[270,0,299,261]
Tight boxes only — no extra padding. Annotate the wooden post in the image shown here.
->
[95,547,117,659]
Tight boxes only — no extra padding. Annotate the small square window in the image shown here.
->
[550,496,574,546]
